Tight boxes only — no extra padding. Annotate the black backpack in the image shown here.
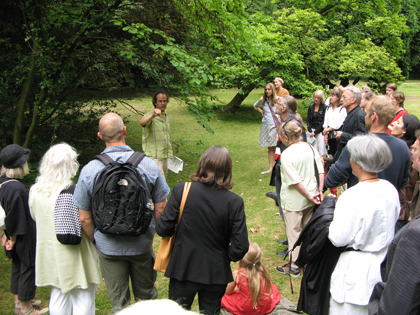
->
[92,152,153,236]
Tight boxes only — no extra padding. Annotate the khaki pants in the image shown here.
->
[152,158,168,180]
[284,206,314,262]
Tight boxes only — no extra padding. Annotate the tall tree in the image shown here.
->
[0,0,250,152]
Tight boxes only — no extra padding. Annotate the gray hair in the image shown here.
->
[362,90,376,101]
[34,143,79,193]
[347,134,392,173]
[344,85,362,106]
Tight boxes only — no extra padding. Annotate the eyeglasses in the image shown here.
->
[282,121,289,138]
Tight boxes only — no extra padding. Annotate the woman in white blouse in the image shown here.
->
[322,89,347,156]
[328,134,400,314]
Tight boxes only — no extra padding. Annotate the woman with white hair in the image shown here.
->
[29,143,102,315]
[328,134,400,314]
[307,90,327,156]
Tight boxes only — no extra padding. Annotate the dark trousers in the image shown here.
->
[169,278,226,315]
[10,254,36,302]
[328,138,338,157]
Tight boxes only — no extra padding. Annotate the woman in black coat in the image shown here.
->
[156,146,248,315]
[307,90,327,156]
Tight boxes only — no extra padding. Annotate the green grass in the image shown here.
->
[1,81,420,314]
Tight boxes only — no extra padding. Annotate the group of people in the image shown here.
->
[254,78,420,314]
[1,81,420,315]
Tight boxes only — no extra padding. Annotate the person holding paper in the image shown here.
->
[140,91,173,179]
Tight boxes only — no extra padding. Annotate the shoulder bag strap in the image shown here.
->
[0,179,19,188]
[268,100,282,134]
[175,182,192,232]
[307,144,320,189]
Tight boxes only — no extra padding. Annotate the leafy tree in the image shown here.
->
[216,0,409,111]
[0,0,251,155]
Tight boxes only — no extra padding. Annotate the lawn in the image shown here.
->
[1,81,419,314]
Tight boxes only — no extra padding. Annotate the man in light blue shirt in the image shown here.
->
[73,113,170,312]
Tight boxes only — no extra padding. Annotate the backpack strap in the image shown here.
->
[126,152,146,167]
[94,153,114,165]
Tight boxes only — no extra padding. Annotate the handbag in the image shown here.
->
[154,182,191,273]
[54,183,82,245]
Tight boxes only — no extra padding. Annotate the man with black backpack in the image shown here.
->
[73,113,170,313]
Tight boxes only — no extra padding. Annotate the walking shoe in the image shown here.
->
[15,301,42,315]
[276,263,301,278]
[19,305,49,315]
[276,249,289,256]
[277,239,288,246]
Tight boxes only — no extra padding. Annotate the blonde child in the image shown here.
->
[221,241,281,315]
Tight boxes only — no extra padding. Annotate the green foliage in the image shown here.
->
[0,0,253,152]
[273,2,408,88]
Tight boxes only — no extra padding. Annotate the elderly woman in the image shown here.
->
[0,144,48,315]
[387,91,408,135]
[254,83,280,175]
[276,121,324,277]
[274,77,289,97]
[29,143,102,315]
[329,134,400,314]
[322,89,347,157]
[156,146,248,315]
[307,90,327,156]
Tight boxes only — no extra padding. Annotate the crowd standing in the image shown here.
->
[1,80,420,315]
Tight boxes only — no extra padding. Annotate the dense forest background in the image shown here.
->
[1,0,419,159]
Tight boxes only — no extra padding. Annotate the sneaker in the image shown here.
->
[19,305,49,315]
[276,263,300,278]
[15,301,42,315]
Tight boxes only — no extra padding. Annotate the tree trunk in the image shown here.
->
[352,77,361,86]
[223,68,271,113]
[23,88,48,149]
[340,78,349,87]
[223,86,255,113]
[13,45,38,146]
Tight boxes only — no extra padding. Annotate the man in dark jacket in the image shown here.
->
[369,216,420,314]
[334,86,368,161]
[325,95,410,191]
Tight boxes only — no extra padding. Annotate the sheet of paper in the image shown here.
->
[306,131,316,145]
[168,156,183,174]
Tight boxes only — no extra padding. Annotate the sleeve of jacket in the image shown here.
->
[325,147,352,188]
[401,147,411,188]
[307,105,313,130]
[314,104,326,135]
[340,110,368,143]
[228,197,249,262]
[376,221,420,314]
[155,184,182,237]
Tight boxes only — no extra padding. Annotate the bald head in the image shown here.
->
[98,113,125,144]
